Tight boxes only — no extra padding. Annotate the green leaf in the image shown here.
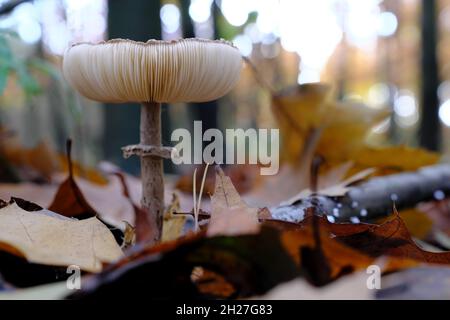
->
[15,63,42,97]
[0,31,46,98]
[0,35,13,72]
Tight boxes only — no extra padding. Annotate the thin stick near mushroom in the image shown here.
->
[62,38,242,245]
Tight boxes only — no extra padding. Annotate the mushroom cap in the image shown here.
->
[62,38,242,104]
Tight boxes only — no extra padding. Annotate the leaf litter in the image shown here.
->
[1,82,450,299]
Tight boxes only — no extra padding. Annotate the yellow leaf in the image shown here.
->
[351,146,440,174]
[162,193,186,242]
[121,221,136,249]
[58,154,108,185]
[273,83,389,165]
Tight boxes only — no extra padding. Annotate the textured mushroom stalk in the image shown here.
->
[140,102,164,243]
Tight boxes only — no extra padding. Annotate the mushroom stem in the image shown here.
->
[140,102,164,244]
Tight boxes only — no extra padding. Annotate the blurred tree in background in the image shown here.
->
[0,0,450,171]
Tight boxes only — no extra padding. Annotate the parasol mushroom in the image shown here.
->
[62,38,242,245]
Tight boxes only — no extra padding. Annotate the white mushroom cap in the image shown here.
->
[62,38,242,103]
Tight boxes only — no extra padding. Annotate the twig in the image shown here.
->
[270,163,450,223]
[193,168,197,230]
[196,163,210,230]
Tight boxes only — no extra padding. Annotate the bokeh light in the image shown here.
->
[160,4,181,34]
[368,83,391,108]
[439,100,450,127]
[220,0,253,27]
[394,91,419,127]
[189,0,213,23]
[378,11,398,37]
[233,34,252,57]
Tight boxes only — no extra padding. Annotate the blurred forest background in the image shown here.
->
[0,0,448,175]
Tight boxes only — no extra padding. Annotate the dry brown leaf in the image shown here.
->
[1,140,60,181]
[207,167,260,237]
[310,209,450,265]
[318,167,375,196]
[278,223,374,280]
[48,141,100,221]
[191,267,236,299]
[245,164,308,207]
[48,172,97,220]
[377,208,433,240]
[0,202,123,272]
[175,164,260,196]
[281,166,375,205]
[0,174,192,231]
[111,171,155,243]
[0,137,108,185]
[58,154,108,185]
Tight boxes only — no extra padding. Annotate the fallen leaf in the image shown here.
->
[252,271,373,300]
[245,164,308,207]
[162,193,190,242]
[113,171,153,243]
[121,221,135,249]
[0,201,123,272]
[175,164,260,196]
[1,140,60,182]
[351,146,440,175]
[268,218,374,285]
[377,208,433,240]
[58,154,108,185]
[70,226,300,299]
[315,209,450,265]
[272,83,439,185]
[377,266,450,299]
[0,136,108,185]
[207,167,260,237]
[0,281,72,300]
[317,167,375,197]
[47,141,97,220]
[191,267,236,299]
[0,172,192,232]
[273,83,389,165]
[281,166,375,205]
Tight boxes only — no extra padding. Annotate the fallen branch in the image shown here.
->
[270,164,450,223]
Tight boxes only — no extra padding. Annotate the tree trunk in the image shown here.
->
[419,0,441,151]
